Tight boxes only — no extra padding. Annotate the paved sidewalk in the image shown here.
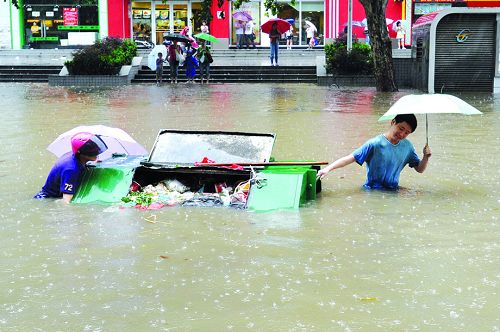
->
[0,48,326,67]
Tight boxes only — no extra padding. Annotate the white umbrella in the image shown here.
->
[47,125,148,160]
[392,20,409,32]
[304,20,317,32]
[361,18,394,27]
[378,94,483,144]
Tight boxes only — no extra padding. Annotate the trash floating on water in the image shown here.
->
[359,297,379,302]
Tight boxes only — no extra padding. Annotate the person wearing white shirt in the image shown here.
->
[244,20,256,49]
[235,20,244,49]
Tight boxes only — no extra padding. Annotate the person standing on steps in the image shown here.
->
[269,22,280,66]
[244,20,256,49]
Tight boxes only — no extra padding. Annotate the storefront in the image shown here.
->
[131,1,203,45]
[229,0,324,46]
[412,8,500,93]
[21,0,99,48]
[412,0,466,23]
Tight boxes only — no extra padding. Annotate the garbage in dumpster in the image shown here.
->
[121,177,250,209]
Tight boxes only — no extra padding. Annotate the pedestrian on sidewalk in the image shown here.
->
[269,22,280,66]
[235,20,244,49]
[155,52,165,86]
[184,44,198,83]
[244,20,256,49]
[197,40,212,84]
[395,21,406,49]
[200,21,209,34]
[285,25,294,50]
[168,41,182,84]
[306,24,316,49]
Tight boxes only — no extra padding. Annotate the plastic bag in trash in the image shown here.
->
[162,179,190,193]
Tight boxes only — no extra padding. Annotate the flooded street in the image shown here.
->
[0,83,499,331]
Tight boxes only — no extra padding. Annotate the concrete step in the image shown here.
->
[131,78,318,84]
[137,67,316,74]
[0,77,48,82]
[0,68,62,74]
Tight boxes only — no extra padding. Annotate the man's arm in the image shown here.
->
[317,154,356,180]
[415,144,432,173]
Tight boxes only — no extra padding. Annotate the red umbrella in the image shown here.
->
[261,18,291,34]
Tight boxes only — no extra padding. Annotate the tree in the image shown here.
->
[359,0,397,91]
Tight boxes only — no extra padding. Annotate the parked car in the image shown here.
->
[135,40,155,49]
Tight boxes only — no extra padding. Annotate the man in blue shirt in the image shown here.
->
[34,132,107,203]
[317,114,432,190]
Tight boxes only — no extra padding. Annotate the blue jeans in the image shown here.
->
[199,62,210,79]
[270,41,279,65]
[236,34,244,48]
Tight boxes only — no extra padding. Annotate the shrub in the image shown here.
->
[325,38,373,75]
[65,38,137,75]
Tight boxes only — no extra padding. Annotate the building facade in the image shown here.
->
[3,0,499,49]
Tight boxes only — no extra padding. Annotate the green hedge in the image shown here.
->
[325,39,373,75]
[65,38,137,75]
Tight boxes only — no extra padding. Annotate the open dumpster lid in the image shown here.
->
[145,130,276,167]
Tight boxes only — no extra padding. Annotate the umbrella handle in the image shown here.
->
[425,114,429,146]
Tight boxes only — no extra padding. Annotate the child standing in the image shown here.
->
[155,52,165,86]
[395,21,406,49]
[184,44,198,83]
[285,25,293,50]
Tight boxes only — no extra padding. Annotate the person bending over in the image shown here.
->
[34,132,108,203]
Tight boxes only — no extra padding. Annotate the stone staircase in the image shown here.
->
[131,65,317,84]
[133,48,321,84]
[0,65,62,82]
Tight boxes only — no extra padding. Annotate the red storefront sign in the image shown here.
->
[63,7,79,26]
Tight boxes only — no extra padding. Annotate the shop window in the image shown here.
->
[191,2,202,34]
[231,2,260,46]
[155,3,168,43]
[23,2,98,48]
[133,2,152,42]
[173,4,188,33]
[277,4,298,45]
[301,2,323,46]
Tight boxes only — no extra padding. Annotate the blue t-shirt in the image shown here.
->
[39,153,85,198]
[352,134,420,190]
[156,57,164,71]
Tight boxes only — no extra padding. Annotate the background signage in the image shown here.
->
[63,7,79,26]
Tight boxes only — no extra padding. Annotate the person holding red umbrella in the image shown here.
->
[261,18,291,66]
[269,22,280,66]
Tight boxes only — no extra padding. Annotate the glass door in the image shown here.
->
[154,2,189,45]
[155,3,169,43]
[172,4,188,34]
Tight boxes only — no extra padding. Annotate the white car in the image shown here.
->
[135,40,154,49]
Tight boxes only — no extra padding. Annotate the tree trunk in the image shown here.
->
[359,0,398,92]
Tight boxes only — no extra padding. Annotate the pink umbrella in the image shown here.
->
[233,11,252,22]
[261,18,291,34]
[47,125,147,160]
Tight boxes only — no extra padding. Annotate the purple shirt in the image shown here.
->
[39,153,85,198]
